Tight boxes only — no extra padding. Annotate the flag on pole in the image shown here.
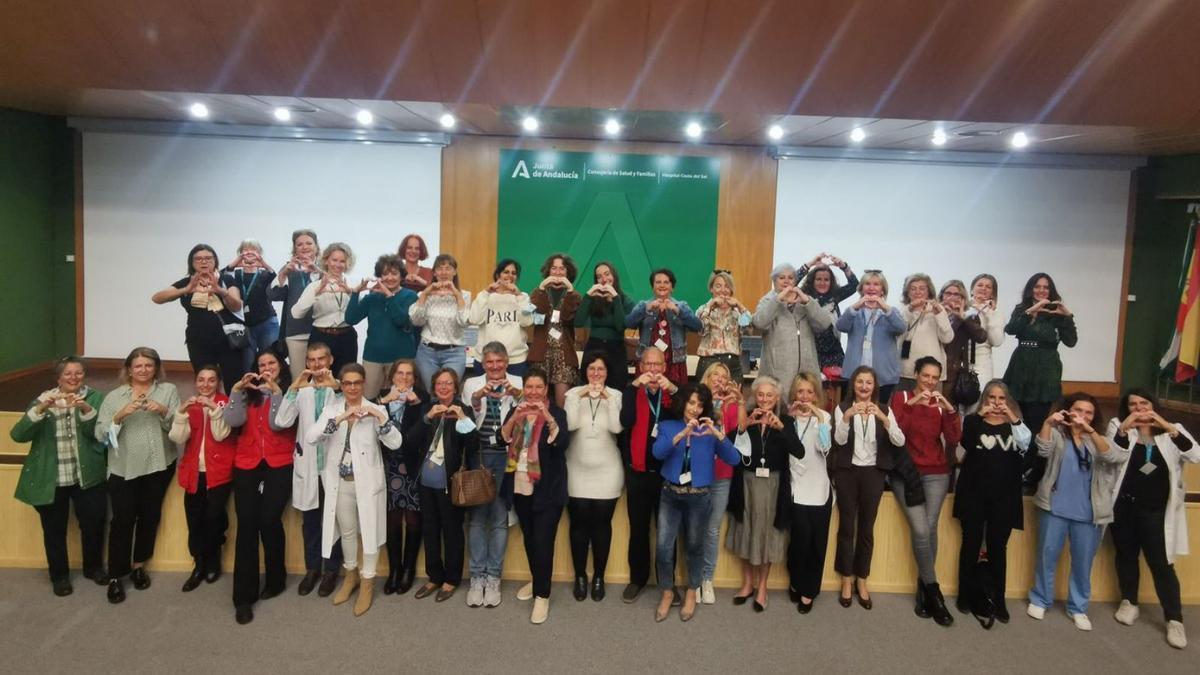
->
[1160,207,1200,382]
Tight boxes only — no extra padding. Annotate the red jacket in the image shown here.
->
[177,394,238,492]
[890,390,961,475]
[234,397,296,470]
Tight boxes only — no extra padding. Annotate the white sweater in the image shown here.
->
[469,290,533,363]
[563,386,624,499]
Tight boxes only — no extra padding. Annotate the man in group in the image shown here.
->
[619,347,679,602]
[461,341,523,608]
[275,342,343,597]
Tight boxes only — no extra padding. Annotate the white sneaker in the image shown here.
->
[1114,600,1139,626]
[531,596,549,624]
[1167,620,1187,649]
[466,576,485,607]
[483,577,502,608]
[1026,603,1045,620]
[1070,612,1093,631]
[701,580,715,605]
[516,581,534,601]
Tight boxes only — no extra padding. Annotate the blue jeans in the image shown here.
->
[415,342,466,391]
[1029,510,1101,615]
[243,317,280,372]
[701,478,732,580]
[467,450,510,579]
[656,486,712,591]
[300,479,343,572]
[890,472,950,584]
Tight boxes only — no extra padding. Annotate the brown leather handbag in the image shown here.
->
[450,445,497,507]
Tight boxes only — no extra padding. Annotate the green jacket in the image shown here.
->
[9,387,107,506]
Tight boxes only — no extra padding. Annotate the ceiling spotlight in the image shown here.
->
[522,116,540,132]
[849,127,866,143]
[767,124,784,141]
[604,118,621,136]
[439,113,456,129]
[685,121,703,139]
[1010,131,1030,149]
[355,109,374,126]
[931,128,948,146]
[273,107,292,122]
[188,102,209,119]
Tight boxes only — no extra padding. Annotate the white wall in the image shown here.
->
[82,132,441,360]
[773,158,1130,382]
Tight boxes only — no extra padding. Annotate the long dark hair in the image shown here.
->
[800,265,841,300]
[589,261,626,318]
[246,349,290,406]
[842,365,880,407]
[1019,273,1061,308]
[1117,387,1169,435]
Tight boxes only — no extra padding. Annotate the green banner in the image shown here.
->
[497,149,720,308]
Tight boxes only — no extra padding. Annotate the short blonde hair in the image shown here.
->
[857,270,889,298]
[319,242,355,273]
[707,270,735,294]
[237,239,263,256]
[901,273,935,305]
[700,361,732,389]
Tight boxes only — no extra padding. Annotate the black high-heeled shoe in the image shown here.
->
[573,576,588,601]
[839,586,853,608]
[397,567,416,595]
[383,566,401,595]
[590,576,605,601]
[733,592,752,606]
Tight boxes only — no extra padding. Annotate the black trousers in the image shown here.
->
[34,483,107,580]
[308,327,359,379]
[1112,499,1183,622]
[107,465,175,578]
[232,461,293,607]
[787,497,832,599]
[420,485,464,586]
[582,337,629,391]
[626,471,663,587]
[186,335,245,396]
[568,497,618,579]
[832,465,886,578]
[957,499,1014,608]
[183,473,232,572]
[514,495,563,598]
[386,507,423,573]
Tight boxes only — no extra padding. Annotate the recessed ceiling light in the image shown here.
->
[273,107,292,122]
[522,116,540,132]
[685,121,703,139]
[767,124,784,141]
[188,102,209,119]
[355,109,374,126]
[931,128,948,146]
[1010,131,1030,149]
[849,127,866,143]
[439,113,456,129]
[604,118,621,136]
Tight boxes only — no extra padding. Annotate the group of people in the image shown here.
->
[9,233,1195,649]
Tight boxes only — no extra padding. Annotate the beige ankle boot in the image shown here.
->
[353,577,375,616]
[333,568,360,605]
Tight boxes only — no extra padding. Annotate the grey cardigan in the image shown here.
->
[1033,427,1122,525]
[752,290,833,390]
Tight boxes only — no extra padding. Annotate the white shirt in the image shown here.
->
[789,411,833,505]
[834,405,906,467]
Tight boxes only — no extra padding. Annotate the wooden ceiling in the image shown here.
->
[2,0,1199,151]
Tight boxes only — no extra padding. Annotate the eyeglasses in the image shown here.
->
[341,380,364,387]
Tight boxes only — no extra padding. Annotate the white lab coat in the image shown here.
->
[308,399,402,557]
[1105,419,1200,563]
[276,387,342,511]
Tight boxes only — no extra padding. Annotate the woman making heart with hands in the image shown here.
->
[837,271,908,403]
[409,254,471,390]
[695,362,745,603]
[955,380,1031,625]
[897,274,954,391]
[651,383,740,622]
[627,268,702,389]
[499,368,569,624]
[291,242,360,376]
[697,270,751,383]
[727,376,803,612]
[578,262,633,390]
[783,372,834,614]
[528,254,583,408]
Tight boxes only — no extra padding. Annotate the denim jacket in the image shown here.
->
[626,298,702,364]
[836,306,907,386]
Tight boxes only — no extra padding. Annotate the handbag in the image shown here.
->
[219,312,250,351]
[952,338,981,407]
[450,443,497,507]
